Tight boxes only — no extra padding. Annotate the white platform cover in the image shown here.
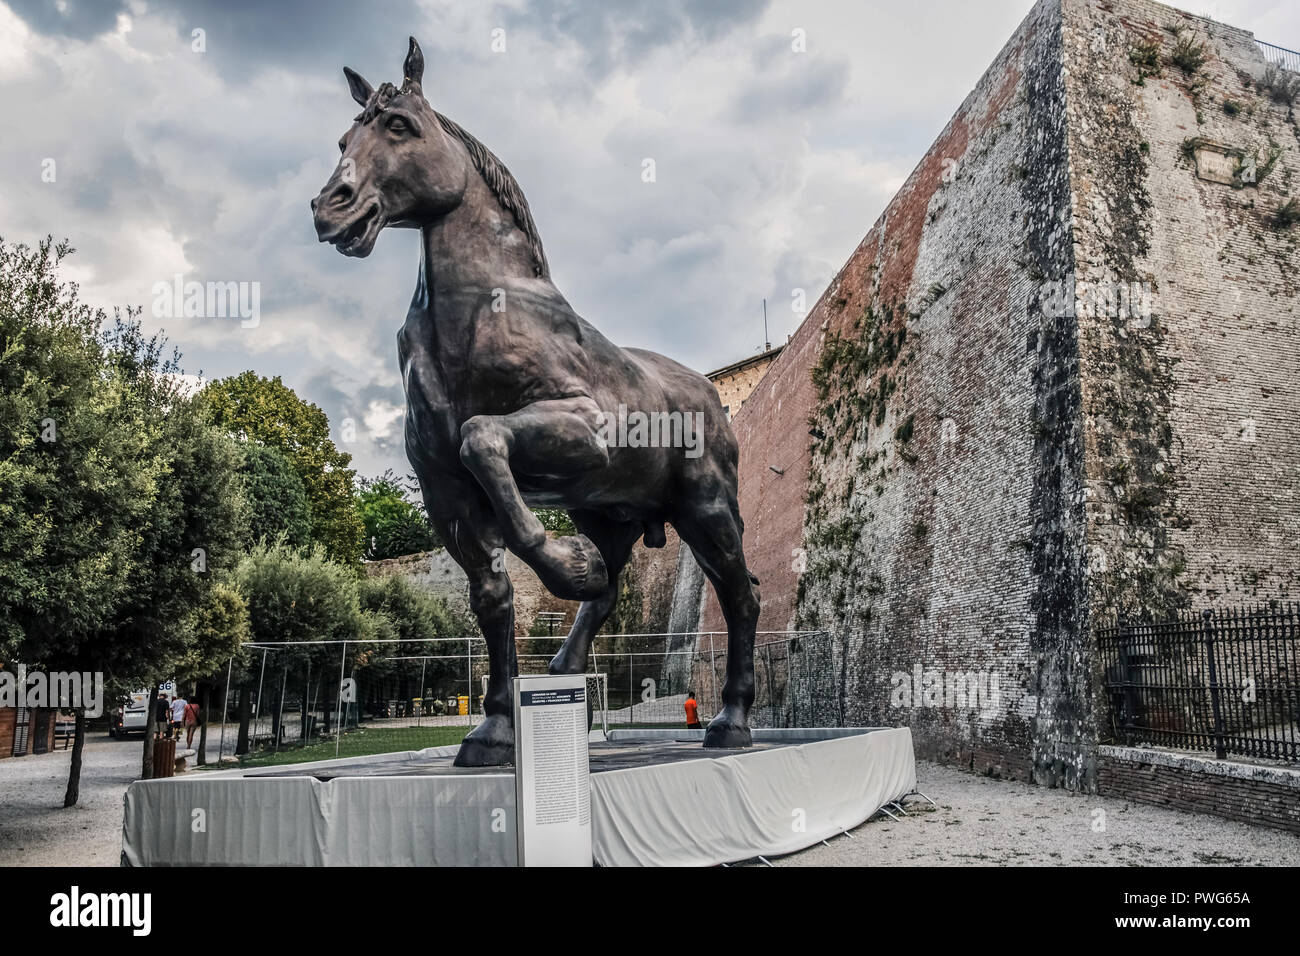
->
[590,727,916,866]
[121,728,915,866]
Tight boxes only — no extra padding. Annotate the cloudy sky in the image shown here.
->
[3,0,1296,480]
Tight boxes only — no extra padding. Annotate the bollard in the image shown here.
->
[153,735,177,778]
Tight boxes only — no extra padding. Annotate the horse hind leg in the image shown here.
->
[548,513,643,676]
[673,501,759,749]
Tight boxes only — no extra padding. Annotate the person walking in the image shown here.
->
[684,690,702,729]
[183,696,200,748]
[154,691,170,738]
[170,693,188,742]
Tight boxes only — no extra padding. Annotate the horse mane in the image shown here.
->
[356,83,550,279]
[433,113,550,279]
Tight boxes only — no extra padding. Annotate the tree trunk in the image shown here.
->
[235,679,252,755]
[197,683,210,765]
[62,711,86,808]
[141,682,161,780]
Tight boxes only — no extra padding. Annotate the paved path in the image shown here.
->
[3,738,1296,866]
[768,762,1300,866]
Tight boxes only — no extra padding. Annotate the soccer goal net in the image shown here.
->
[483,672,609,738]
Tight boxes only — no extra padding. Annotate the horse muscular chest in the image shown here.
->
[399,295,588,468]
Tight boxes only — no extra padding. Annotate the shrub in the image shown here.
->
[1170,35,1206,74]
[1262,63,1299,105]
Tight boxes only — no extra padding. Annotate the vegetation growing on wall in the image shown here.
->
[796,303,915,632]
[1080,25,1191,618]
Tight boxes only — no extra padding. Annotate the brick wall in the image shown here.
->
[1098,746,1300,833]
[705,0,1083,785]
[708,348,783,419]
[696,0,1300,792]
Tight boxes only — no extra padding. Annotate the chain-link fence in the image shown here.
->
[206,630,840,765]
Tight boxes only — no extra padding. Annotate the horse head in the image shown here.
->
[311,37,470,257]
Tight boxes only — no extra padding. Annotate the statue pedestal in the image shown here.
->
[122,728,916,866]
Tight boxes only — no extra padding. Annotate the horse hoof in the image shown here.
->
[703,712,752,749]
[538,533,608,601]
[453,715,515,767]
[548,643,587,675]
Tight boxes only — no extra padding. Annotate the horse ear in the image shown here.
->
[403,36,425,92]
[343,67,373,107]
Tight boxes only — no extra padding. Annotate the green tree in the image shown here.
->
[0,239,159,653]
[0,238,250,801]
[234,541,381,744]
[202,371,363,565]
[534,508,576,535]
[356,573,474,716]
[357,470,441,559]
[239,443,312,550]
[95,319,250,783]
[176,584,251,765]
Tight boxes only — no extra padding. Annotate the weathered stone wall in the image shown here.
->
[707,0,1082,784]
[363,548,573,639]
[364,534,679,641]
[700,0,1300,791]
[709,348,782,419]
[1063,0,1300,620]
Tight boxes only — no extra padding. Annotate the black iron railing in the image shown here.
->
[1097,605,1300,763]
[1256,40,1300,74]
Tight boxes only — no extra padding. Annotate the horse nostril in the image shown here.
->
[310,195,319,213]
[330,184,354,208]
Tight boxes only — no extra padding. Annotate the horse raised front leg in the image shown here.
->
[459,398,610,602]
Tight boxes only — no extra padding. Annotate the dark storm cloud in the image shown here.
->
[8,0,420,80]
[7,0,125,39]
[11,0,769,91]
[514,0,769,82]
[728,53,851,121]
[6,0,1102,482]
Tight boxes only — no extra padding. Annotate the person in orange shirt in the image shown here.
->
[684,691,702,729]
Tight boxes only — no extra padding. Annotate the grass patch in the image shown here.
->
[228,724,472,768]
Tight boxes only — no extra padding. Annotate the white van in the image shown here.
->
[110,681,175,737]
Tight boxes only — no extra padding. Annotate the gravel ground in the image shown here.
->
[769,762,1300,866]
[0,734,140,867]
[4,741,1297,867]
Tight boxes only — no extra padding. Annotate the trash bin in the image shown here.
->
[153,736,177,778]
[457,695,469,716]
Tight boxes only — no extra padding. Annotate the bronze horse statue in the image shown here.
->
[312,38,759,767]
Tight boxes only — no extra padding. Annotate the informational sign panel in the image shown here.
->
[513,674,592,867]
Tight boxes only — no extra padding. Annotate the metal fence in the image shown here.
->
[1256,39,1300,75]
[208,629,842,763]
[1096,605,1300,763]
